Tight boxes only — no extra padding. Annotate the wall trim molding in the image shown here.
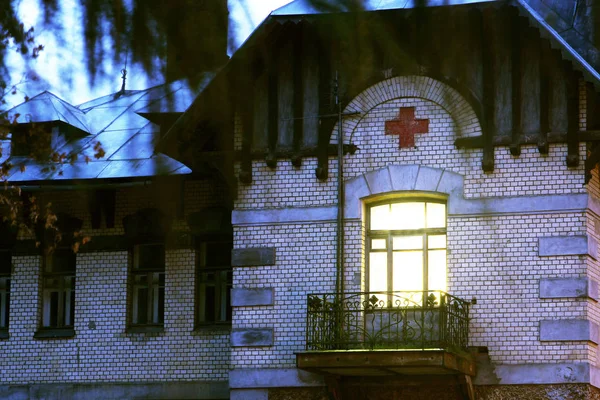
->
[539,277,599,301]
[539,236,598,259]
[231,364,600,388]
[0,381,229,400]
[539,319,599,344]
[231,288,275,307]
[474,360,600,387]
[231,329,274,347]
[232,194,590,228]
[229,368,324,389]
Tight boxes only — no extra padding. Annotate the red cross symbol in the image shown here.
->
[385,107,429,148]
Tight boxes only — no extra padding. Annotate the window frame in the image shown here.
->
[129,242,166,330]
[366,197,447,296]
[35,247,77,339]
[195,240,232,328]
[0,249,11,338]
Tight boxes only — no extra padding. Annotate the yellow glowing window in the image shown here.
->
[368,201,446,294]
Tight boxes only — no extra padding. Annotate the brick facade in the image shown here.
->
[0,179,231,398]
[230,75,600,398]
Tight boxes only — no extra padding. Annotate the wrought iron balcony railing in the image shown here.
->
[305,290,470,352]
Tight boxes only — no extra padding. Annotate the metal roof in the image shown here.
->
[2,78,209,184]
[8,91,91,134]
[272,0,496,15]
[513,0,600,89]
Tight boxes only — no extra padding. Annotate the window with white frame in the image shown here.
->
[367,200,447,296]
[131,243,165,326]
[0,250,11,333]
[196,241,232,325]
[42,248,76,329]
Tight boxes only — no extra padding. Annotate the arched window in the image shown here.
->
[367,199,447,294]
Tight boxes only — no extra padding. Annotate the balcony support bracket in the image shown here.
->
[458,374,475,400]
[325,376,342,400]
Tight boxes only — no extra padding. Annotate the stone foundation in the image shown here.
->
[269,388,329,400]
[269,383,600,400]
[476,384,600,400]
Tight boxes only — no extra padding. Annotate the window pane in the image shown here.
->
[3,292,8,329]
[393,236,423,250]
[428,250,447,292]
[133,274,148,325]
[369,252,387,292]
[68,285,75,327]
[157,286,165,324]
[46,249,76,273]
[205,285,216,322]
[136,287,148,324]
[426,203,446,228]
[0,251,11,275]
[0,277,8,328]
[205,242,232,266]
[225,276,232,322]
[392,251,423,292]
[371,239,386,250]
[428,235,446,249]
[135,244,165,270]
[370,205,390,230]
[56,249,76,273]
[391,203,425,230]
[49,291,59,327]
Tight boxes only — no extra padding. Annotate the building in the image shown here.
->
[2,0,600,399]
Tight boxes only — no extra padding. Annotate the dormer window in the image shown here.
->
[11,122,85,157]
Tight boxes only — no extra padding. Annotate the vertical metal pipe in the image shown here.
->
[335,71,345,297]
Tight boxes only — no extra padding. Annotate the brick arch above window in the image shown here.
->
[123,208,172,244]
[344,165,465,220]
[333,76,481,145]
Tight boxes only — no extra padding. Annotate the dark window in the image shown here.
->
[42,248,76,328]
[0,250,11,331]
[131,244,165,326]
[196,241,232,325]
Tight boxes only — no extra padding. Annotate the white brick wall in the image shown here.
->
[231,75,594,372]
[0,179,231,384]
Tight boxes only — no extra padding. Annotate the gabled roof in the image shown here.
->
[267,0,600,88]
[163,0,600,158]
[2,77,213,184]
[515,0,600,89]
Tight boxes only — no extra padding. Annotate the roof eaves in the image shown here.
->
[513,0,600,89]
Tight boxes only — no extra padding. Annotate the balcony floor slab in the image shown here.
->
[296,349,476,377]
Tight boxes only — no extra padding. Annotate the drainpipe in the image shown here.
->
[335,71,345,298]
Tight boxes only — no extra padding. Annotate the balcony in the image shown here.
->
[296,290,476,378]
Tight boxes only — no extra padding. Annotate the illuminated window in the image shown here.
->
[367,200,447,294]
[131,244,165,326]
